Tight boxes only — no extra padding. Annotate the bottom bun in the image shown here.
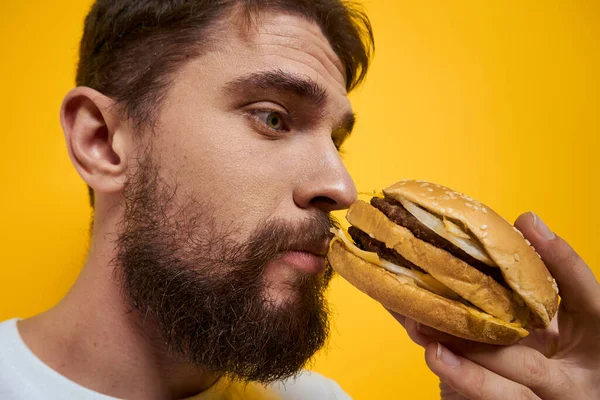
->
[328,240,529,345]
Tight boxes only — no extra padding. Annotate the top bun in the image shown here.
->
[383,179,559,327]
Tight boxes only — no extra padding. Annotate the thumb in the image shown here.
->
[514,212,600,313]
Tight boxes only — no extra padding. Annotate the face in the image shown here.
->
[114,11,357,383]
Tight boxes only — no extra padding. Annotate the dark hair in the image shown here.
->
[77,0,374,209]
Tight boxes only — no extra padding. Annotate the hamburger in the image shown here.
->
[328,179,559,344]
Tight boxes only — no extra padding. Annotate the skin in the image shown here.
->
[18,11,355,400]
[392,212,600,399]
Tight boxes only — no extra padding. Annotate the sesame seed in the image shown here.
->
[481,225,488,230]
[474,207,480,212]
[448,208,453,213]
[536,252,542,258]
[442,195,450,200]
[435,184,441,188]
[547,276,552,282]
[525,239,531,246]
[514,253,520,261]
[428,188,434,192]
[432,201,438,206]
[465,202,473,208]
[420,183,430,187]
[482,207,487,214]
[440,208,446,213]
[482,231,489,238]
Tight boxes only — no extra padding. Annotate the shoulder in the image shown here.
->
[0,318,21,356]
[190,371,350,400]
[269,370,351,400]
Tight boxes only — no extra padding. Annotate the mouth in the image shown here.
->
[275,251,326,274]
[272,237,331,274]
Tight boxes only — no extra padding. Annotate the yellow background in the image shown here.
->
[0,1,598,399]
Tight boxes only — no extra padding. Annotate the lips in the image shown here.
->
[258,213,334,276]
[270,236,331,274]
[276,251,326,274]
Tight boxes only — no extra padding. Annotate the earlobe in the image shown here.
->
[60,87,131,195]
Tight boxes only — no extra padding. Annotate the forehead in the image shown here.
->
[241,12,348,92]
[175,11,350,104]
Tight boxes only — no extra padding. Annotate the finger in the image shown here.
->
[519,316,560,358]
[425,342,541,400]
[416,325,569,398]
[391,312,485,350]
[385,309,433,347]
[416,317,560,359]
[405,318,442,347]
[457,344,569,399]
[389,313,435,347]
[515,212,600,312]
[440,380,468,400]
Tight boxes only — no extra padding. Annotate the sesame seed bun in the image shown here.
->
[384,180,559,327]
[328,239,529,344]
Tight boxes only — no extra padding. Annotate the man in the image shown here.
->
[0,1,598,400]
[1,0,370,398]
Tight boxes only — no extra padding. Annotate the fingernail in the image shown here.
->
[531,212,555,240]
[436,343,461,367]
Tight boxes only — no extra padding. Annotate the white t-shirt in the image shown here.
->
[0,318,351,400]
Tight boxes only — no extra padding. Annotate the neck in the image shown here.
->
[18,199,221,400]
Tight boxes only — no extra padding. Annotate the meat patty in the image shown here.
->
[371,197,506,285]
[348,226,425,273]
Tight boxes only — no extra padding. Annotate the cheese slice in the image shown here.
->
[331,228,460,300]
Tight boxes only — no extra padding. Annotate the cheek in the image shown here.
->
[155,107,300,235]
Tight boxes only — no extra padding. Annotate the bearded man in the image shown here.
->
[0,1,370,398]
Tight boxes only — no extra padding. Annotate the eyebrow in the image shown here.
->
[224,69,328,108]
[223,69,356,134]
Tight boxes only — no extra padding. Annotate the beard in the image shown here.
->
[112,150,337,384]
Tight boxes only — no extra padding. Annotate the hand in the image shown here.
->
[391,212,600,399]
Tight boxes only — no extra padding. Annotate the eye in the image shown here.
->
[256,110,285,131]
[266,112,283,130]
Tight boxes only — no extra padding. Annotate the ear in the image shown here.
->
[60,87,133,196]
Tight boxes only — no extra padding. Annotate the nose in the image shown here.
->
[293,144,357,213]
